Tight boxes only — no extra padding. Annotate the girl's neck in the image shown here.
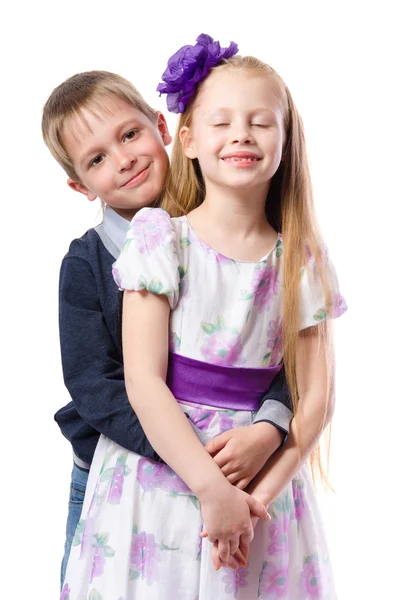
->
[187,183,278,262]
[192,182,271,238]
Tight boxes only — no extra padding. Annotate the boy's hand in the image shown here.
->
[205,423,283,490]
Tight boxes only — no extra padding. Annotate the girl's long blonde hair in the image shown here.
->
[161,56,336,483]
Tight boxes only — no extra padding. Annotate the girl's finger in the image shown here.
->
[238,540,250,562]
[246,495,271,522]
[233,547,248,567]
[212,543,221,571]
[226,555,240,570]
[218,539,231,564]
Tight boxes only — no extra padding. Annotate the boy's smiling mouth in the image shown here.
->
[121,165,150,188]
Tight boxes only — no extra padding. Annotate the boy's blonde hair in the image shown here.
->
[162,56,337,485]
[42,70,157,181]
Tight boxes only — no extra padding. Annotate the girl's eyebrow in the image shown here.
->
[204,107,277,117]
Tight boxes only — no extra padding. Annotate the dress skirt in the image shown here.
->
[61,403,336,600]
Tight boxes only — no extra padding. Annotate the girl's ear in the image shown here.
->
[155,111,172,146]
[179,126,197,159]
[67,178,97,202]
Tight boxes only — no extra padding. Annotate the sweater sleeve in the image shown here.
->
[59,254,161,461]
[253,367,293,437]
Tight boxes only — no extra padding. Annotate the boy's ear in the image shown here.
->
[156,112,172,146]
[67,178,97,202]
[179,126,196,159]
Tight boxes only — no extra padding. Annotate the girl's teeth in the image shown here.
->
[224,157,256,162]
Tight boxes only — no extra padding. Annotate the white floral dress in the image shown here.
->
[61,207,347,600]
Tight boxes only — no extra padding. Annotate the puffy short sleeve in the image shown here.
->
[300,252,347,330]
[112,207,180,309]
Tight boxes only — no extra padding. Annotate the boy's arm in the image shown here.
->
[253,367,293,440]
[59,255,160,460]
[205,368,293,490]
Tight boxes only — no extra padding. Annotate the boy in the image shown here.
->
[42,70,292,587]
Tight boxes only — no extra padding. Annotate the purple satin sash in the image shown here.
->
[166,352,282,411]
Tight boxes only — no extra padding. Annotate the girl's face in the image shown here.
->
[62,96,171,219]
[181,69,285,198]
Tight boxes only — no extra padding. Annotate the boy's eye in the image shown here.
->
[124,129,138,141]
[213,123,229,128]
[90,155,105,167]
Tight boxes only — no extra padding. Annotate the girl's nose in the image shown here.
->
[230,124,254,145]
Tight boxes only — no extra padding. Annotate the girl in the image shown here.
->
[62,35,346,599]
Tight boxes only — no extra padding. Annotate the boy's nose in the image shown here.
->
[117,151,136,172]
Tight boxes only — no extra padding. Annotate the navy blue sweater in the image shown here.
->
[55,225,292,466]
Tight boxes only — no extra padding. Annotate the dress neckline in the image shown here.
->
[181,215,282,265]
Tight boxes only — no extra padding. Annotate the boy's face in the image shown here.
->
[62,96,171,219]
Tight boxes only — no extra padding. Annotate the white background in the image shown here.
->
[1,1,396,597]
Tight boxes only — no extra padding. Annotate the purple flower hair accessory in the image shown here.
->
[157,34,239,113]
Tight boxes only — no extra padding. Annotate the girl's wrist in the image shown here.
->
[250,487,272,508]
[195,475,231,503]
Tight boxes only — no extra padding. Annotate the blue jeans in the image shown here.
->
[60,463,89,590]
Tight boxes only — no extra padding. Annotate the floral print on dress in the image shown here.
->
[178,264,190,305]
[88,592,104,600]
[196,534,203,561]
[258,561,289,599]
[222,567,248,597]
[299,554,324,599]
[60,583,71,600]
[241,262,280,314]
[253,264,280,312]
[127,208,173,255]
[90,533,115,583]
[200,315,244,366]
[219,410,234,433]
[137,457,199,502]
[189,407,215,431]
[72,516,95,558]
[268,512,290,556]
[292,478,305,523]
[262,317,283,366]
[129,527,160,584]
[313,292,348,323]
[170,331,181,352]
[179,236,191,249]
[138,274,173,297]
[106,452,131,504]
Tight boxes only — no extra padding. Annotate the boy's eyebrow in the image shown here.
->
[78,118,144,166]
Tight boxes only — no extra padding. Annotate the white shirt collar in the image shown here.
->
[103,206,130,252]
